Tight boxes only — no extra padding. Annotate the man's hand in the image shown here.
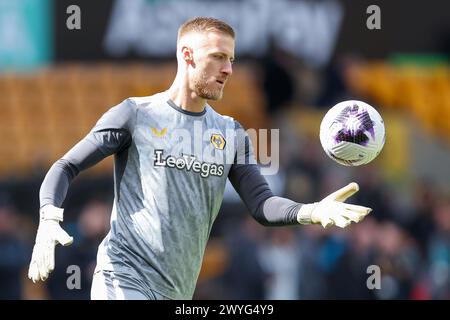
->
[28,205,73,283]
[297,182,372,228]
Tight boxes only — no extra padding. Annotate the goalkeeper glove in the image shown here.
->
[28,205,73,283]
[297,182,372,228]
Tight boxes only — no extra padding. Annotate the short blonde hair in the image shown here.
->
[177,17,235,42]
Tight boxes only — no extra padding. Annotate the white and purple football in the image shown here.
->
[319,100,386,166]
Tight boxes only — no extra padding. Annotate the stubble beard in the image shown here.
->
[193,72,223,101]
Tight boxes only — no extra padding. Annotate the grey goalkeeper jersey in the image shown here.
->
[40,92,301,299]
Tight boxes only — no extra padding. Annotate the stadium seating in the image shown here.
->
[0,63,267,176]
[346,61,450,142]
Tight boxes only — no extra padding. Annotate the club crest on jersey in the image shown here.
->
[211,133,226,150]
[151,127,167,138]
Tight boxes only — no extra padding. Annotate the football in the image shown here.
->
[319,100,386,166]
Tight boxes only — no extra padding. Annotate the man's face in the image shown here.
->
[187,32,235,101]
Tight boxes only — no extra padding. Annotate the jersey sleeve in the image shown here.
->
[228,121,302,226]
[39,99,137,208]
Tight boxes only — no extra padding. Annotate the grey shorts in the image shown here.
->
[91,270,170,300]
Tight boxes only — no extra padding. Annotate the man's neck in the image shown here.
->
[167,82,206,113]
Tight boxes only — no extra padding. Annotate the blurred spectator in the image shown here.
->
[325,218,378,299]
[405,180,437,259]
[373,222,421,299]
[316,56,354,109]
[296,226,329,299]
[351,166,393,222]
[220,216,267,300]
[259,228,301,300]
[427,197,450,299]
[0,205,31,299]
[260,40,295,115]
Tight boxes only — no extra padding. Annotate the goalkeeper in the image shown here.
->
[28,17,372,300]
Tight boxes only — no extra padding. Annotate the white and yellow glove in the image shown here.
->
[28,205,73,283]
[297,182,371,228]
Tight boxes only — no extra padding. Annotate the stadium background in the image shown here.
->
[0,0,449,299]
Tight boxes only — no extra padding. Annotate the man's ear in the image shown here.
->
[181,46,193,65]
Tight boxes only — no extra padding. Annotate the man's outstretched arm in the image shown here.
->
[29,99,136,283]
[228,121,371,228]
[229,162,371,228]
